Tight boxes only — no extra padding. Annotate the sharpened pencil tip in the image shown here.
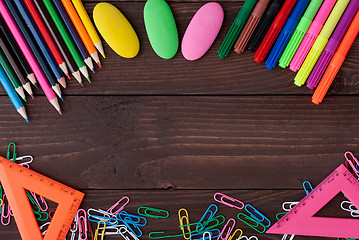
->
[60,95,64,101]
[66,73,70,79]
[87,77,91,83]
[58,110,62,115]
[30,94,34,99]
[92,69,95,74]
[97,62,102,68]
[25,118,29,123]
[23,98,27,103]
[80,82,83,87]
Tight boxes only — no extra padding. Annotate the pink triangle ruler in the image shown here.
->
[267,164,359,238]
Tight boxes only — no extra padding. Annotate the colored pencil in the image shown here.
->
[14,0,67,89]
[42,0,90,82]
[61,0,101,67]
[0,47,26,101]
[51,0,95,73]
[0,0,61,114]
[32,0,83,84]
[71,0,104,58]
[22,0,70,80]
[0,35,33,97]
[0,63,28,122]
[3,0,63,99]
[0,17,37,86]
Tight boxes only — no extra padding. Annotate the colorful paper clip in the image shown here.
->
[14,155,34,166]
[137,206,169,219]
[149,231,187,239]
[70,214,79,240]
[107,196,130,215]
[345,151,359,178]
[178,208,191,239]
[214,193,244,210]
[97,224,126,236]
[282,234,295,240]
[39,222,50,236]
[202,231,212,240]
[341,201,359,217]
[30,192,48,212]
[303,181,314,195]
[117,211,147,237]
[197,204,218,232]
[6,142,16,162]
[119,226,140,240]
[1,194,11,226]
[94,220,106,240]
[228,229,243,240]
[237,213,266,233]
[217,218,236,240]
[190,228,221,240]
[244,204,271,227]
[87,208,118,225]
[239,235,259,240]
[195,215,225,232]
[282,202,299,211]
[276,212,287,220]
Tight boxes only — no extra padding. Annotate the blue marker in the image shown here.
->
[0,64,28,122]
[265,0,310,70]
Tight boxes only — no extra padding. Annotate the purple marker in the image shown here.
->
[307,0,359,89]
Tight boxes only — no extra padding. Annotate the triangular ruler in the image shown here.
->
[267,164,359,238]
[0,156,84,240]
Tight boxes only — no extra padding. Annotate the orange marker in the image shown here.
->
[0,156,84,240]
[60,0,101,67]
[312,10,359,105]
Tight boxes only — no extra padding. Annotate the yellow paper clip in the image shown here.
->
[178,208,191,239]
[94,220,106,240]
[228,229,243,240]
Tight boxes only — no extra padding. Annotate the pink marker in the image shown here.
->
[289,0,337,72]
[0,0,61,114]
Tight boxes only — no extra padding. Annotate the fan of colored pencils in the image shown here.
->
[0,0,104,122]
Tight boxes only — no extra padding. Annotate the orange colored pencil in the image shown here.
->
[60,0,101,67]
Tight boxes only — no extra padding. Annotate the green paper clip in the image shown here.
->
[6,142,16,161]
[137,206,169,219]
[276,212,287,220]
[237,213,266,233]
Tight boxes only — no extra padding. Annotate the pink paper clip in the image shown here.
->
[77,209,88,240]
[345,152,359,178]
[217,218,236,240]
[30,192,48,212]
[106,196,130,215]
[1,194,11,226]
[214,193,244,210]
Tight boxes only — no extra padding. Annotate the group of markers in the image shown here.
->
[219,0,359,104]
[0,0,104,122]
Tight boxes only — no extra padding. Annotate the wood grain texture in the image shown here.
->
[0,189,350,240]
[0,2,357,96]
[0,96,357,189]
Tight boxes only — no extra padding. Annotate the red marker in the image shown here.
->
[254,0,297,63]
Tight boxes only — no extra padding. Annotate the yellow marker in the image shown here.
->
[71,0,105,58]
[93,3,139,58]
[294,0,350,86]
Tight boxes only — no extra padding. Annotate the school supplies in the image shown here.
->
[0,3,61,114]
[71,0,105,58]
[214,192,244,209]
[138,207,169,219]
[0,156,84,240]
[290,0,336,72]
[0,64,28,122]
[94,220,106,240]
[312,11,359,105]
[218,0,258,59]
[267,164,359,238]
[217,218,235,240]
[144,0,178,59]
[182,2,223,61]
[254,0,298,63]
[266,0,310,69]
[178,208,191,239]
[278,0,323,68]
[93,3,139,58]
[237,213,266,233]
[307,0,359,89]
[234,0,271,54]
[107,196,130,215]
[247,0,284,51]
[294,0,350,86]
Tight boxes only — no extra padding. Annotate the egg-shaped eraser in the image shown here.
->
[181,2,223,61]
[93,3,139,58]
[144,0,178,59]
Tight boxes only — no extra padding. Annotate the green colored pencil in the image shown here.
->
[41,0,90,82]
[0,48,26,101]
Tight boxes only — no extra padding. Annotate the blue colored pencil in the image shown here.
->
[0,63,28,122]
[51,0,94,73]
[2,0,63,100]
[14,0,66,89]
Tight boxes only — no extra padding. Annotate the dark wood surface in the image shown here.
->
[0,0,358,239]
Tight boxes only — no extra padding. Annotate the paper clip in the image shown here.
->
[87,208,118,225]
[94,220,106,240]
[77,209,89,240]
[244,204,271,227]
[0,185,3,214]
[197,204,218,232]
[30,192,48,212]
[214,193,244,210]
[217,218,236,240]
[149,231,187,239]
[107,196,130,215]
[202,231,212,240]
[282,234,295,240]
[239,235,259,240]
[276,212,287,220]
[70,215,79,240]
[189,228,221,240]
[303,181,313,195]
[1,194,11,226]
[195,215,225,232]
[345,151,359,178]
[39,222,50,236]
[6,142,17,162]
[137,206,169,219]
[237,213,266,233]
[119,226,140,240]
[282,202,299,212]
[117,211,147,226]
[228,229,243,240]
[97,224,126,235]
[178,208,191,239]
[14,155,34,166]
[49,210,55,220]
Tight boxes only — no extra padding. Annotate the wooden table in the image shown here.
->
[0,0,358,239]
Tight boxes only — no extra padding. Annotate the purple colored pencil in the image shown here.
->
[307,0,359,89]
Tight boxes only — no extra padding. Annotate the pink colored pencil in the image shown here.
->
[0,0,61,114]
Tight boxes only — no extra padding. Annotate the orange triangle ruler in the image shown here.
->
[0,155,84,240]
[267,164,359,238]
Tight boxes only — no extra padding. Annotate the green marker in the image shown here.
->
[279,0,323,68]
[42,0,90,82]
[0,48,26,101]
[218,0,258,59]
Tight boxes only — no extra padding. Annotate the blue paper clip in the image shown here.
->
[303,181,313,195]
[237,213,266,233]
[244,204,271,227]
[117,211,147,238]
[197,204,218,232]
[87,208,118,226]
[6,142,16,162]
[190,228,221,240]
